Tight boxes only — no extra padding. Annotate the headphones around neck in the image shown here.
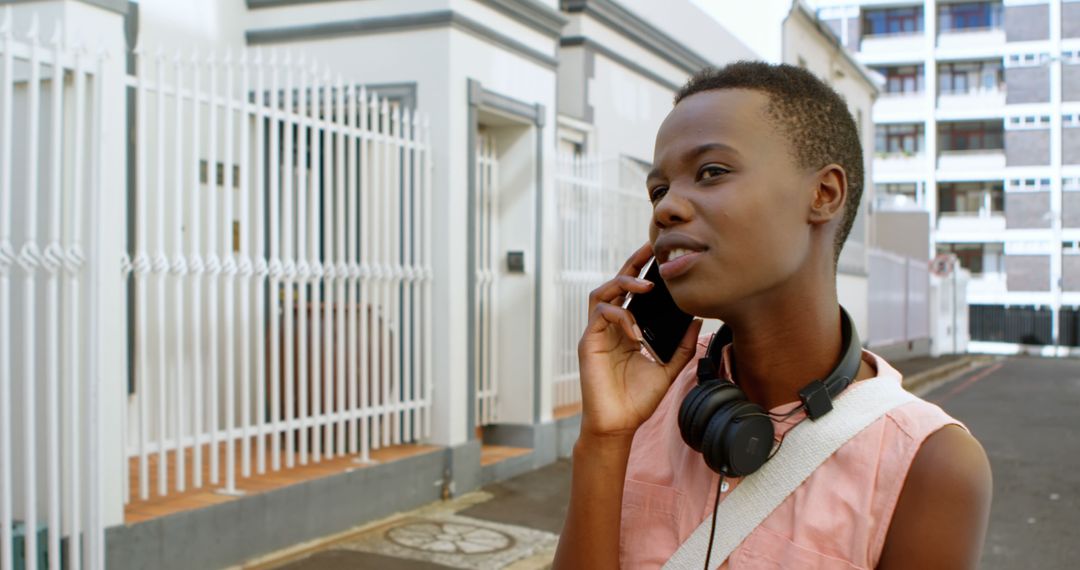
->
[677,307,863,478]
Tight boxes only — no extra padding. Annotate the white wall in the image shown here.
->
[689,0,789,63]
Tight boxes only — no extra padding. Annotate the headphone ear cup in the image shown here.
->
[701,401,768,475]
[722,410,775,477]
[679,382,742,452]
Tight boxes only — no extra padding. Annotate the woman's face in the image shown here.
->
[647,88,819,318]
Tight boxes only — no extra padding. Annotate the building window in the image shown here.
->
[875,123,924,154]
[863,7,924,36]
[938,60,1003,94]
[873,64,924,94]
[1006,53,1050,67]
[1008,115,1052,130]
[938,120,1004,151]
[1008,178,1052,192]
[937,242,1003,275]
[938,1,1002,32]
[939,181,1004,215]
[878,182,919,197]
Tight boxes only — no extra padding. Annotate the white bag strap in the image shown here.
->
[663,375,917,569]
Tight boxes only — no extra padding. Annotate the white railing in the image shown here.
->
[552,155,651,410]
[122,45,434,501]
[867,248,930,347]
[1,11,106,570]
[474,132,498,427]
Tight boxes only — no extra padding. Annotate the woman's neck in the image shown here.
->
[723,296,871,411]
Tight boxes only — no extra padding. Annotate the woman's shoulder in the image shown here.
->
[866,351,970,440]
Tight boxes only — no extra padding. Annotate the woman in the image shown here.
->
[553,62,992,569]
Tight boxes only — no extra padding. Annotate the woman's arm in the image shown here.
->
[552,243,703,569]
[551,434,634,570]
[877,425,993,570]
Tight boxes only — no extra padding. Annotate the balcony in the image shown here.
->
[937,149,1005,172]
[966,271,1008,298]
[936,88,1005,118]
[875,152,926,177]
[874,93,927,121]
[858,33,925,62]
[936,211,1006,234]
[936,27,1005,53]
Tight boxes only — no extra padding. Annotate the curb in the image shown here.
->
[900,355,996,394]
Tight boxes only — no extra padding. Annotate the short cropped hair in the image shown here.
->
[674,61,864,265]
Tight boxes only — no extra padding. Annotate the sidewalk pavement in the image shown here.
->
[243,352,981,570]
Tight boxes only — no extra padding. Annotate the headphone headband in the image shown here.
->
[697,306,862,420]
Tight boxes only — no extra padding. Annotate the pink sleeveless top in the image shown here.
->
[620,336,966,569]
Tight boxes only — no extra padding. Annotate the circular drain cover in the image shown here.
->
[386,521,514,554]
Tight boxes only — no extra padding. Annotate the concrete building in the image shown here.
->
[809,0,1080,353]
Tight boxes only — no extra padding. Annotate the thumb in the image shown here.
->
[663,318,704,378]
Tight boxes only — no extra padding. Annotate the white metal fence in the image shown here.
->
[553,155,651,409]
[867,248,930,347]
[1,12,106,570]
[121,46,435,501]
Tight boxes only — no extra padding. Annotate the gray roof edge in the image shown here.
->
[561,0,713,75]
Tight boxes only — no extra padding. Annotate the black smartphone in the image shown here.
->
[621,257,695,363]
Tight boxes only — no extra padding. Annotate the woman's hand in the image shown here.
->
[577,242,703,441]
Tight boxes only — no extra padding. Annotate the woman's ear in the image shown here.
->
[808,164,847,226]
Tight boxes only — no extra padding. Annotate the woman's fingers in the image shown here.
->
[662,318,704,376]
[585,302,642,346]
[588,275,654,313]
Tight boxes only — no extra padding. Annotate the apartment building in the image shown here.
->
[810,0,1080,350]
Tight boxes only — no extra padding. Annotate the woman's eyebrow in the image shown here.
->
[686,142,739,160]
[647,142,740,181]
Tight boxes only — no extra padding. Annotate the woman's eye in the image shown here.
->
[699,165,729,180]
[648,186,667,203]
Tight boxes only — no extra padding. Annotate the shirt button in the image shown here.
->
[720,480,730,493]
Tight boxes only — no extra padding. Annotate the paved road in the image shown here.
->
[921,356,1080,569]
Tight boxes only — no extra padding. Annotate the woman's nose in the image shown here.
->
[652,189,693,229]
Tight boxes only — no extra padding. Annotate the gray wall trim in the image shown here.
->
[247,0,352,8]
[470,81,545,125]
[533,108,544,423]
[555,412,581,457]
[246,0,568,39]
[366,82,418,110]
[476,0,568,38]
[0,0,128,14]
[584,48,596,123]
[246,10,559,70]
[448,439,483,496]
[837,266,870,278]
[466,79,479,438]
[478,422,558,484]
[560,0,710,75]
[561,35,681,92]
[105,447,447,570]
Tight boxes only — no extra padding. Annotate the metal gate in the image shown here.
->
[552,156,651,410]
[473,131,499,427]
[122,47,434,503]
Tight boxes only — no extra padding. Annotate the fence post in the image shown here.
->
[58,0,130,560]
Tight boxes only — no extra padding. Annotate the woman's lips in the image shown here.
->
[658,250,703,280]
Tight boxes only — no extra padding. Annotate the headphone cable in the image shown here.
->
[703,473,725,570]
